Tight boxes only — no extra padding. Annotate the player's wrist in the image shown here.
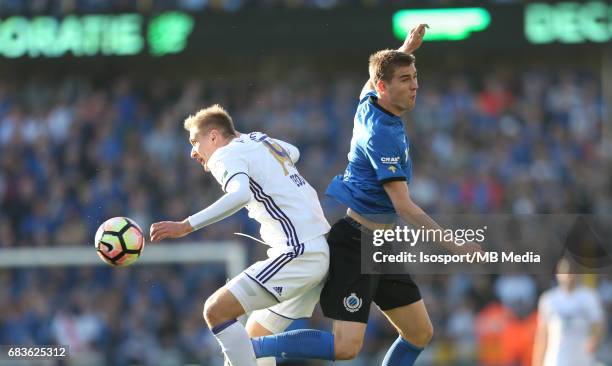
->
[182,218,195,233]
[398,44,412,54]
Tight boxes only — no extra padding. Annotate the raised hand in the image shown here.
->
[401,23,429,54]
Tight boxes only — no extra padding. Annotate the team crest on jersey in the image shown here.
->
[343,293,362,313]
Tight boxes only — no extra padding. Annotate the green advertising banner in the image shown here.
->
[0,11,194,58]
[392,8,491,41]
[525,1,611,44]
[0,2,606,59]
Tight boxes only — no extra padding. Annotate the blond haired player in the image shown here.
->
[150,105,330,366]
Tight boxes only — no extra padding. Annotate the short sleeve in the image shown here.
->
[209,153,249,192]
[365,130,406,184]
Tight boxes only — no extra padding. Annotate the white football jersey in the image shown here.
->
[539,286,604,366]
[207,132,330,250]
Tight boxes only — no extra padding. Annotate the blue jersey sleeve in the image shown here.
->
[365,129,407,183]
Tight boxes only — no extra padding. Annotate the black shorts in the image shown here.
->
[320,217,422,323]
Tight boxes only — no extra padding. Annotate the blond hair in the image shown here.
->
[183,104,236,137]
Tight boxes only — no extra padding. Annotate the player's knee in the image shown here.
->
[334,335,363,360]
[399,322,433,348]
[203,295,222,327]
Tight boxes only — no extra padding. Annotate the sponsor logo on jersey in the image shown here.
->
[381,156,401,164]
[343,293,363,313]
[273,286,283,296]
[388,165,398,173]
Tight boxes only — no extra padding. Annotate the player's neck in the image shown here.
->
[376,96,403,117]
[217,133,240,148]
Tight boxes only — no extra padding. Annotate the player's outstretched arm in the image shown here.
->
[383,180,481,254]
[149,174,251,242]
[359,23,428,99]
[383,180,442,231]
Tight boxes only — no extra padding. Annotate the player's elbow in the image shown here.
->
[234,189,251,207]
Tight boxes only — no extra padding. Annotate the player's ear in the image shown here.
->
[375,79,386,93]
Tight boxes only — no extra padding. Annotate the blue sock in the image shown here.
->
[381,337,423,366]
[251,329,335,360]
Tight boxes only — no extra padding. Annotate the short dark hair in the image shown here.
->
[368,49,416,85]
[183,104,236,137]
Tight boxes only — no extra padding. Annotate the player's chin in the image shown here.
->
[403,102,415,111]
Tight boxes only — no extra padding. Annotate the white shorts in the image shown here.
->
[226,235,329,320]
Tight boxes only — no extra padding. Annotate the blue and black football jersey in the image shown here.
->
[326,91,412,219]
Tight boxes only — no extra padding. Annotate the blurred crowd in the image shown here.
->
[0,65,611,365]
[1,68,608,247]
[0,0,531,15]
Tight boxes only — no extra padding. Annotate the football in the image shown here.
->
[94,217,145,266]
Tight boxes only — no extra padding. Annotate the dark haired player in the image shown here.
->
[250,24,455,366]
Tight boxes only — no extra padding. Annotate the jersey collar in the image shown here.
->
[368,95,402,123]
